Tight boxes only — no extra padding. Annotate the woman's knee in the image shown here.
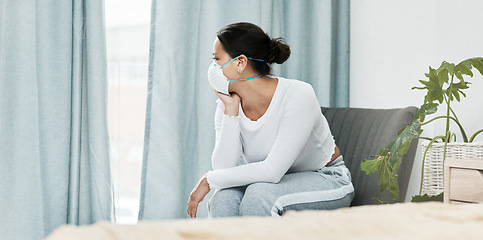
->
[208,188,244,218]
[239,183,278,217]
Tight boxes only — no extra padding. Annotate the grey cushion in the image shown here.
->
[321,107,419,206]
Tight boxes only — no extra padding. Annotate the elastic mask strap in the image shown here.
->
[247,57,266,62]
[221,56,266,68]
[227,75,263,81]
[220,57,237,68]
[223,56,266,81]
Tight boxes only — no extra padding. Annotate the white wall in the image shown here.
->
[350,0,483,202]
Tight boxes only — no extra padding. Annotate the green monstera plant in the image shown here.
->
[360,57,483,203]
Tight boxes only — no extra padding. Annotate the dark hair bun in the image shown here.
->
[267,37,291,64]
[217,22,291,75]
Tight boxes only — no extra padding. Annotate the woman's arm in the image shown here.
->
[187,92,243,218]
[211,92,243,170]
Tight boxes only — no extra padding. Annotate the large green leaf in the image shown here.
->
[361,122,417,200]
[384,121,420,167]
[469,58,483,76]
[453,57,483,81]
[413,67,445,103]
[436,61,455,76]
[387,169,400,199]
[414,103,438,122]
[445,81,470,102]
[393,140,410,172]
[436,68,449,85]
[360,157,382,175]
[361,155,400,200]
[455,59,474,80]
[377,158,390,193]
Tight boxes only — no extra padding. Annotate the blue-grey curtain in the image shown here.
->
[0,1,113,239]
[139,0,350,220]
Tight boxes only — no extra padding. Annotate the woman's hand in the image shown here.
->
[187,174,211,218]
[214,90,240,117]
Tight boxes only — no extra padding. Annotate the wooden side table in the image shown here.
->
[444,158,483,203]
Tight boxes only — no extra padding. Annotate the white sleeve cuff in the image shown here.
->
[205,171,221,190]
[222,113,240,122]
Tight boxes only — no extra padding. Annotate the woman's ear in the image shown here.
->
[236,54,248,73]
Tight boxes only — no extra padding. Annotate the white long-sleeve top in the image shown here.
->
[206,77,336,190]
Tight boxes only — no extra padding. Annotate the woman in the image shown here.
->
[187,22,354,218]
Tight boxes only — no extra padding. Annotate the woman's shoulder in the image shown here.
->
[277,77,315,97]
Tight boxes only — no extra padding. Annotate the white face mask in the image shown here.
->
[207,56,265,95]
[207,61,230,95]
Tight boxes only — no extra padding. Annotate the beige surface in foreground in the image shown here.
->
[47,202,483,240]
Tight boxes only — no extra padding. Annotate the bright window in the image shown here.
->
[105,0,151,224]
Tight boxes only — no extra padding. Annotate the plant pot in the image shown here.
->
[421,142,483,195]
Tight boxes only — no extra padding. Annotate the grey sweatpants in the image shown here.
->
[207,156,354,217]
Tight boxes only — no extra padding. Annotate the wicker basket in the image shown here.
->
[421,142,483,195]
